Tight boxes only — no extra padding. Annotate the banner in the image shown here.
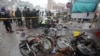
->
[72,0,98,13]
[75,0,98,3]
[71,13,95,19]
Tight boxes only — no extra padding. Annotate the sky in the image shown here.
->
[21,0,69,8]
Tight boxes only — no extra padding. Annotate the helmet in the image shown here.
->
[73,31,81,37]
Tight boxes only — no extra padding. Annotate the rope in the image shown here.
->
[0,15,68,20]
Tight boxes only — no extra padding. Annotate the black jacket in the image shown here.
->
[0,11,10,25]
[31,10,36,17]
[15,10,22,17]
[25,10,31,17]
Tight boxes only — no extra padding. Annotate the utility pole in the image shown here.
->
[69,0,72,21]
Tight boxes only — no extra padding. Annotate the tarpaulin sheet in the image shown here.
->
[72,0,98,13]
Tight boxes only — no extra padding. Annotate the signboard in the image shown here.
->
[72,0,98,13]
[71,13,95,19]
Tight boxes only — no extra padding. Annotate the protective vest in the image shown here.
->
[41,19,46,24]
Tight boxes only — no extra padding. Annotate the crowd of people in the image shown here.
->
[22,7,40,29]
[0,6,54,33]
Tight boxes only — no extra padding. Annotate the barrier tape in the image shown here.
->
[0,15,68,20]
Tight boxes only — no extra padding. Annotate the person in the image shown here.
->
[0,7,13,33]
[31,9,35,28]
[51,18,58,28]
[35,10,39,28]
[46,18,51,29]
[41,17,47,28]
[22,7,27,28]
[25,8,31,29]
[31,9,39,28]
[11,11,16,23]
[15,8,23,27]
[22,6,27,17]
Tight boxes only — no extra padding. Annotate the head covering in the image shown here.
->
[17,8,19,10]
[24,6,27,9]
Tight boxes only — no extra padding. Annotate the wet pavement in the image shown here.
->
[0,22,21,56]
[0,21,100,56]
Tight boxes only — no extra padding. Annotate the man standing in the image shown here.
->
[25,8,31,29]
[0,7,13,33]
[22,7,27,28]
[22,7,27,17]
[23,7,31,29]
[15,8,23,27]
[31,9,36,28]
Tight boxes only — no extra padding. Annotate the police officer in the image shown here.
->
[35,10,39,28]
[23,6,27,17]
[22,7,27,28]
[31,9,36,28]
[0,7,13,33]
[25,8,31,29]
[15,8,23,27]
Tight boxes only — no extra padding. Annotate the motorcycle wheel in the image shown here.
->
[31,45,39,53]
[48,28,57,37]
[57,37,70,48]
[40,38,53,53]
[56,24,63,31]
[20,48,36,56]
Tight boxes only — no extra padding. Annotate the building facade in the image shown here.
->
[0,0,19,10]
[47,0,54,10]
[47,0,66,11]
[15,1,33,11]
